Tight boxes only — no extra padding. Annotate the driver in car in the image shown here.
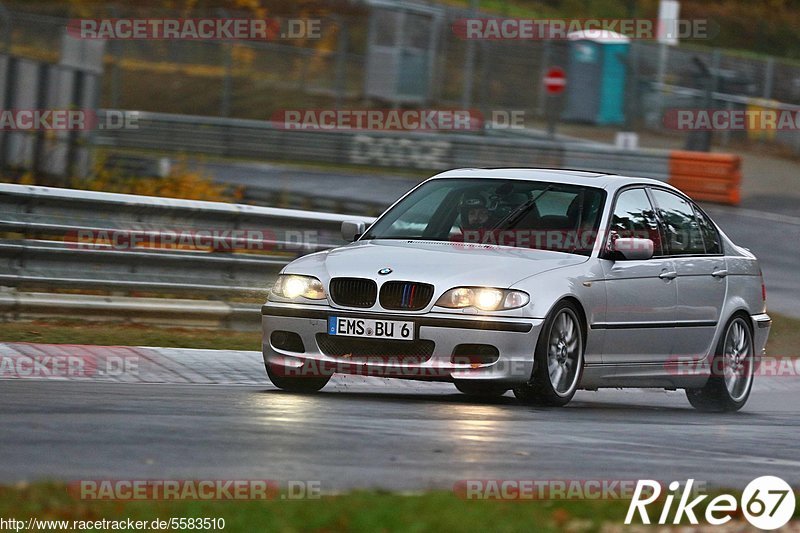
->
[461,195,491,230]
[453,193,495,244]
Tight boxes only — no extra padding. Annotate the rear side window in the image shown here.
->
[650,189,705,256]
[692,205,722,254]
[610,188,664,256]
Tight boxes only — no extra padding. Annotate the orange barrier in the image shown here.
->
[668,151,742,206]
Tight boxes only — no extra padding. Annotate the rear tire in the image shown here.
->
[454,381,508,398]
[513,301,584,407]
[266,363,330,393]
[686,315,754,412]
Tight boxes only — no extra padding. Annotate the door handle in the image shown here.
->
[659,271,677,280]
[711,269,729,278]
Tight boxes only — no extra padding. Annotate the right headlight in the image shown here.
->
[270,274,326,301]
[435,287,530,311]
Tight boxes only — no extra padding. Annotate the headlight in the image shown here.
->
[435,287,529,311]
[270,274,326,300]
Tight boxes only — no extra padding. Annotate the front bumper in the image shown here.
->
[261,303,544,384]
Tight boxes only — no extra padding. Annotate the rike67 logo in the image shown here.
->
[626,476,796,530]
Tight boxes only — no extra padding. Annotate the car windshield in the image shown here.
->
[361,178,606,256]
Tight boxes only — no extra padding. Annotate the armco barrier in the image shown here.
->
[668,151,742,206]
[0,183,374,297]
[94,111,673,180]
[95,111,748,193]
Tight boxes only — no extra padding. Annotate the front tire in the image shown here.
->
[686,315,754,412]
[266,363,331,393]
[513,301,584,407]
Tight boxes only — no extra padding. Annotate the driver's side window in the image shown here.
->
[610,189,664,256]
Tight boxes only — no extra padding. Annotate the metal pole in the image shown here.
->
[546,101,556,139]
[32,62,49,179]
[710,49,721,84]
[433,11,447,103]
[461,0,478,109]
[478,40,489,116]
[109,5,121,108]
[624,42,640,129]
[218,8,232,117]
[536,39,551,117]
[655,41,668,119]
[0,3,11,53]
[763,57,775,99]
[0,56,17,173]
[66,68,84,181]
[334,18,348,110]
[221,43,232,117]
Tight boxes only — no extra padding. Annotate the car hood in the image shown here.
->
[284,239,587,288]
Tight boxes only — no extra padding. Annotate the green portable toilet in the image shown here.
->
[562,30,630,125]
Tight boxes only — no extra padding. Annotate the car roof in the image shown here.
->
[429,168,676,192]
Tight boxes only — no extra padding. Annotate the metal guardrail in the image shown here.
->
[0,290,262,330]
[0,240,283,296]
[0,183,374,298]
[94,110,672,181]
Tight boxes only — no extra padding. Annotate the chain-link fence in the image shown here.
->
[3,1,800,153]
[3,3,367,119]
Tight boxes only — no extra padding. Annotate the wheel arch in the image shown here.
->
[708,307,753,362]
[560,296,588,341]
[542,295,589,345]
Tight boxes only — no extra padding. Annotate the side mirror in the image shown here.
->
[612,237,654,261]
[341,220,366,242]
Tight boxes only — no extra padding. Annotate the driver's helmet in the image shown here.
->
[460,193,490,230]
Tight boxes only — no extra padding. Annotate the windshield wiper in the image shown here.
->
[491,185,554,230]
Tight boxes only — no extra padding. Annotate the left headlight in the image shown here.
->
[270,274,326,300]
[435,287,529,311]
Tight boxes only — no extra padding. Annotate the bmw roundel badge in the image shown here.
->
[378,268,393,275]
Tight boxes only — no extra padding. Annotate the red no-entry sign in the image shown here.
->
[544,67,567,95]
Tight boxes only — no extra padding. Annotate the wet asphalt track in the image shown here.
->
[1,359,799,490]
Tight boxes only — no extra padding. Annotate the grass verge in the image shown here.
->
[0,320,261,351]
[4,483,796,532]
[765,313,800,358]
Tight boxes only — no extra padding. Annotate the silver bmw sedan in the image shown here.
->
[261,168,771,411]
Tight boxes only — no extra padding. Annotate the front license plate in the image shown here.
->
[328,316,414,340]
